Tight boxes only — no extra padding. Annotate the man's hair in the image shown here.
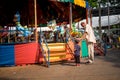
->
[81,22,85,25]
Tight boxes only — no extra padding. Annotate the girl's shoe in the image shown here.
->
[76,64,80,66]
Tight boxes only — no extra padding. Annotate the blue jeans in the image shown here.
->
[104,43,107,55]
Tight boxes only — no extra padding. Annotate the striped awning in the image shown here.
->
[56,0,86,8]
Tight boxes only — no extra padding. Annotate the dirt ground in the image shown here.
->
[0,48,120,80]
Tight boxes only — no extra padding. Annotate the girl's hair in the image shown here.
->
[75,39,79,44]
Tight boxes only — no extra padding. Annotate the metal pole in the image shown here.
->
[86,8,88,24]
[107,0,110,36]
[90,8,92,27]
[86,0,89,24]
[69,2,72,30]
[34,0,38,43]
[98,1,102,39]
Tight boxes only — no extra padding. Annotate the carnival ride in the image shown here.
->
[0,12,104,67]
[0,11,75,67]
[0,20,89,67]
[0,0,104,67]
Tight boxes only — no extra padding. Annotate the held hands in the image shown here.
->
[75,38,82,41]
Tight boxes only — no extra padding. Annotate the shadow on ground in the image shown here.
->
[0,77,30,80]
[96,48,120,68]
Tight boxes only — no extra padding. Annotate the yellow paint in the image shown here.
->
[74,0,86,8]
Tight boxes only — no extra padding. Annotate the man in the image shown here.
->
[81,22,96,64]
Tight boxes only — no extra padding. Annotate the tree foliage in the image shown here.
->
[109,0,120,6]
[88,0,120,8]
[88,0,98,8]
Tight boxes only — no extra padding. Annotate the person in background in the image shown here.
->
[60,25,65,42]
[74,39,81,66]
[64,25,70,42]
[80,22,96,64]
[56,26,61,42]
[102,33,109,56]
[53,26,61,42]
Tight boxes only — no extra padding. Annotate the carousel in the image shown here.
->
[0,0,90,67]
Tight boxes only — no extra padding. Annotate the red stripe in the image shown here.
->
[14,42,40,65]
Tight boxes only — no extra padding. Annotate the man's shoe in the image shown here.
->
[85,61,90,64]
[85,61,93,64]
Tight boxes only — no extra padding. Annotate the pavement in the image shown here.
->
[0,48,120,80]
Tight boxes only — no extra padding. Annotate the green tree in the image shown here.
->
[88,0,98,8]
[109,0,120,6]
[88,0,120,8]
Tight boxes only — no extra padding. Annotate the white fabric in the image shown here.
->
[85,24,96,43]
[88,42,94,63]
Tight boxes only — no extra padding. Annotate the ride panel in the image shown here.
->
[0,45,15,66]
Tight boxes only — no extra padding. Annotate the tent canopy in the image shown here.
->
[0,0,86,26]
[78,15,120,28]
[56,0,86,8]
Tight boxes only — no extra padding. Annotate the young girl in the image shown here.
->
[74,39,81,66]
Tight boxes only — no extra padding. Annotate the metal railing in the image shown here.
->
[65,29,75,58]
[0,29,35,44]
[39,31,50,67]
